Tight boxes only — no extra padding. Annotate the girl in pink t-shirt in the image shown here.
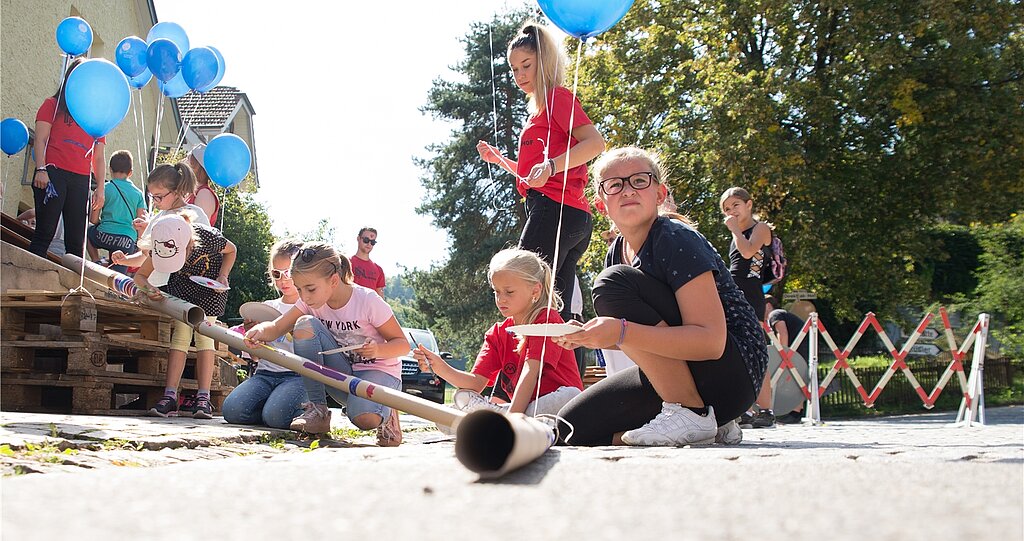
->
[246,242,409,446]
[413,248,583,419]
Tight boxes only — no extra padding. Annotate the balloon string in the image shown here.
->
[132,90,146,188]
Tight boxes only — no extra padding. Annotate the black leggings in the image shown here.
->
[557,264,756,446]
[519,190,593,322]
[30,166,89,258]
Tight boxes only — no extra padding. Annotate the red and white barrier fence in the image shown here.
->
[762,307,991,427]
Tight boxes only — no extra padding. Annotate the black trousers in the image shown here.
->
[518,190,593,322]
[557,264,756,445]
[30,165,89,258]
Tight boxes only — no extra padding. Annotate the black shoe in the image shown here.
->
[148,395,178,417]
[192,396,213,419]
[739,411,754,429]
[752,409,776,428]
[777,411,803,424]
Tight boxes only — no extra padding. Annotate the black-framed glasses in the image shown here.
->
[361,237,377,245]
[150,191,171,203]
[270,268,292,280]
[599,172,657,195]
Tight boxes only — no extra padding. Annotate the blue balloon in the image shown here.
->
[159,71,190,98]
[65,59,130,138]
[537,0,635,40]
[197,46,226,92]
[146,38,182,82]
[115,36,148,77]
[129,67,153,89]
[1,118,30,156]
[146,22,189,55]
[182,47,218,91]
[56,16,93,56]
[204,134,251,189]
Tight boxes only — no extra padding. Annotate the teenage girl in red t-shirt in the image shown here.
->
[476,21,605,322]
[30,58,107,258]
[186,144,220,226]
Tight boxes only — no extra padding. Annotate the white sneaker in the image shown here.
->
[452,389,507,412]
[715,419,743,445]
[434,390,507,435]
[621,403,718,446]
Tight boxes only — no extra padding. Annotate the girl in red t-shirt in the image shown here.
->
[413,248,583,418]
[476,21,606,323]
[186,144,220,226]
[30,57,107,259]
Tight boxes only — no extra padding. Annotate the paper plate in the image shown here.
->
[239,302,281,323]
[506,323,583,337]
[768,349,809,414]
[190,275,230,291]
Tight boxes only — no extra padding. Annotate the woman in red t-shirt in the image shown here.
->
[412,248,583,419]
[30,58,106,258]
[186,143,220,226]
[476,21,605,322]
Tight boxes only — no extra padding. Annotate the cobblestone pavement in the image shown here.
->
[2,406,1022,540]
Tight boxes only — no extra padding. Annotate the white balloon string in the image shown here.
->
[131,91,146,189]
[137,90,148,184]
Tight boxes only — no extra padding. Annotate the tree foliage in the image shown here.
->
[220,186,276,319]
[577,0,1023,319]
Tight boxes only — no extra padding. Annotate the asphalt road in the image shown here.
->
[3,407,1022,541]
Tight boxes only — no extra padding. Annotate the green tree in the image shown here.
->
[577,0,1023,320]
[220,186,276,319]
[412,9,533,359]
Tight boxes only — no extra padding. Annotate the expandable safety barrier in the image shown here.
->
[763,307,990,427]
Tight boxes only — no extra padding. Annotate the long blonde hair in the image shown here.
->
[488,248,563,326]
[508,21,567,114]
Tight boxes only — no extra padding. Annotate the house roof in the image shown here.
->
[177,86,255,130]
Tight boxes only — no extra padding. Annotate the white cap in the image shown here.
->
[188,143,206,169]
[150,214,191,274]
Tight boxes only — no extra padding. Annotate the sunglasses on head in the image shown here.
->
[294,247,319,262]
[361,237,377,245]
[270,268,291,280]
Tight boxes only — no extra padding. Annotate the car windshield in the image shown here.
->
[404,329,438,353]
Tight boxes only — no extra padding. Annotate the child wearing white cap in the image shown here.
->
[134,212,237,419]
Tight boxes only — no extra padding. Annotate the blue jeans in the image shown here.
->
[291,316,401,423]
[221,369,307,429]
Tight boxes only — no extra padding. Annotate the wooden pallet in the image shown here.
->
[583,366,607,388]
[0,372,230,415]
[1,289,236,415]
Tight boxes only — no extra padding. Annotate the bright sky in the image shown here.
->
[153,0,533,277]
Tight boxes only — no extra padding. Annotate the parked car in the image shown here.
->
[400,327,460,404]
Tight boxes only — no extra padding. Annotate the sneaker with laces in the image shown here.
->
[752,409,776,428]
[435,390,508,435]
[739,411,755,429]
[376,409,402,447]
[148,395,178,417]
[452,389,507,412]
[621,403,718,446]
[715,419,743,445]
[192,396,213,419]
[290,402,332,434]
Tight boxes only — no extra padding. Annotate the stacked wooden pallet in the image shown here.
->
[0,290,235,415]
[583,366,607,388]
